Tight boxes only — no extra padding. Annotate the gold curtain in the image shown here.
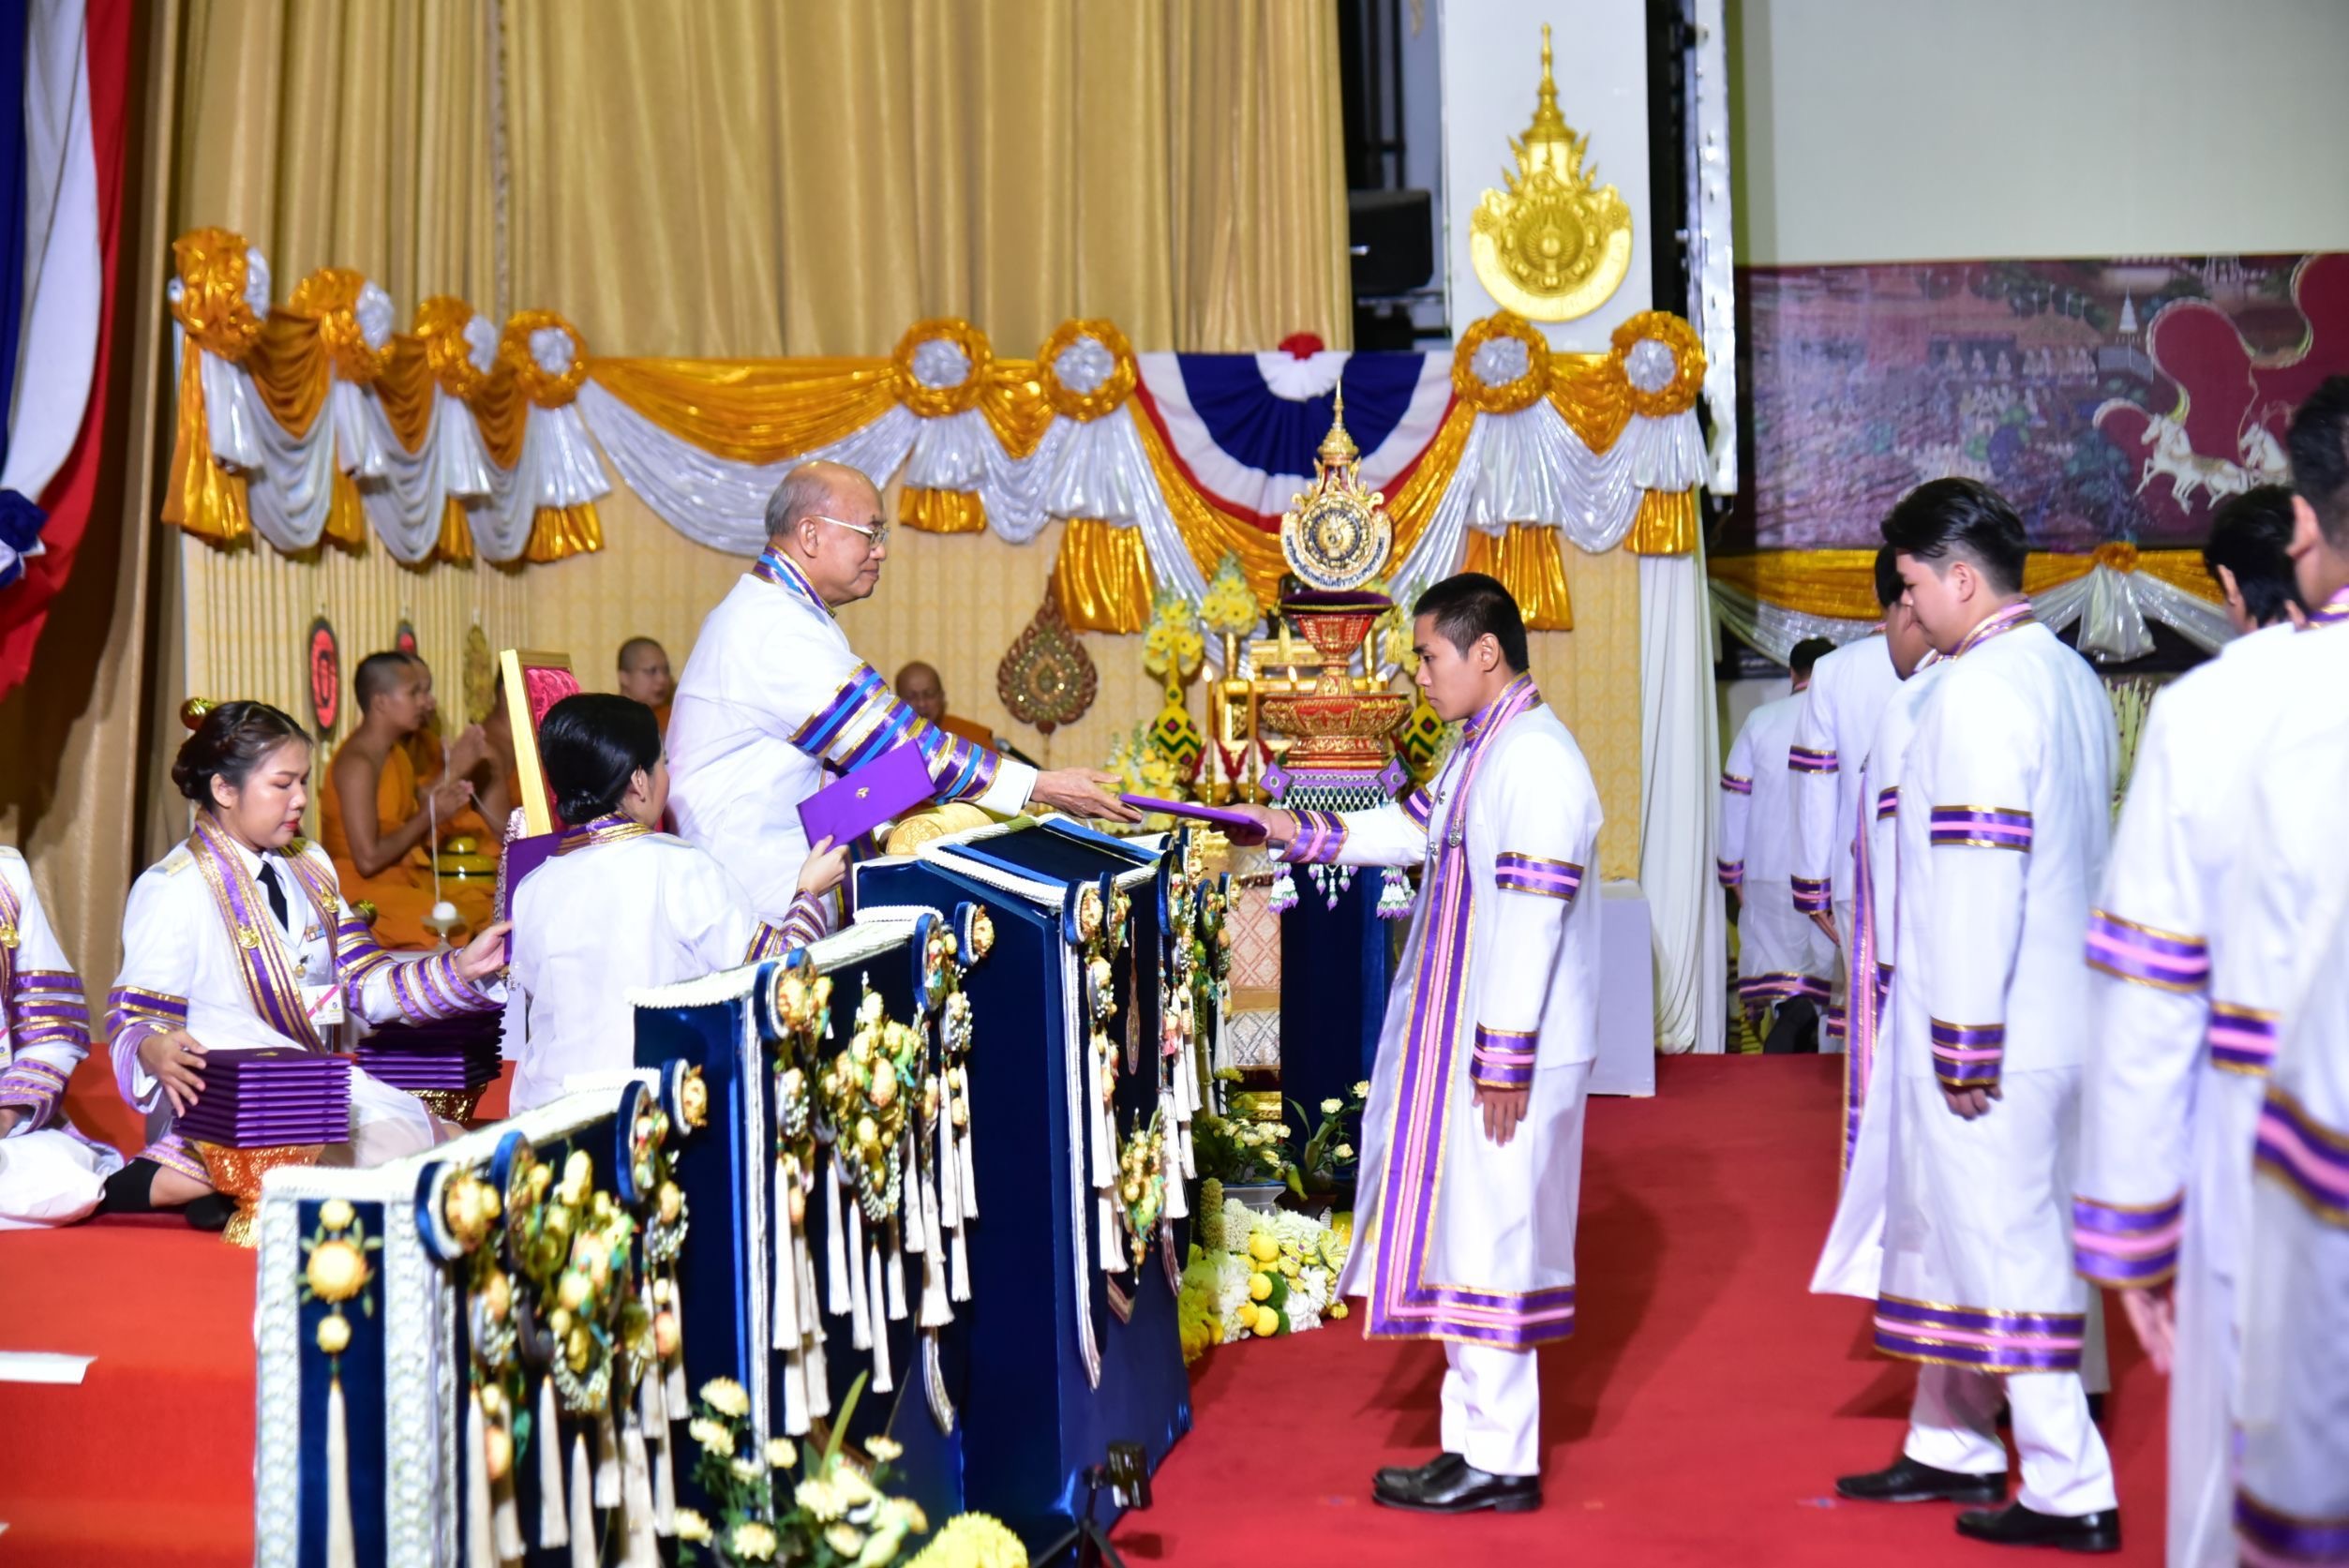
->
[501,0,1351,357]
[175,0,497,312]
[1709,545,2223,621]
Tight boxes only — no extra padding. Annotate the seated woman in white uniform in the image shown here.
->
[504,694,845,1113]
[101,701,511,1228]
[1,844,124,1228]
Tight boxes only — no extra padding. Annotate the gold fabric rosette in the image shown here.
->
[1451,312,1552,415]
[1037,319,1138,423]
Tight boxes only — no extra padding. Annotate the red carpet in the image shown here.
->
[1120,1055,2164,1566]
[0,1057,2161,1564]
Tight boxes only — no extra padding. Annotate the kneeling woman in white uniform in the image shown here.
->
[102,701,510,1227]
[504,694,845,1113]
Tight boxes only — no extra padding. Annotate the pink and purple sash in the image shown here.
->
[1367,674,1578,1348]
[187,818,339,1052]
[1843,764,1883,1177]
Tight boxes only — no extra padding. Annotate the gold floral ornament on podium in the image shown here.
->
[1470,23,1634,322]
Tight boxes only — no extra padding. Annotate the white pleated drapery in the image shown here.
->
[1640,541,1727,1055]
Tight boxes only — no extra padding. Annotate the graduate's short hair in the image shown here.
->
[2204,485,2304,628]
[1414,573,1529,673]
[2289,375,2349,547]
[540,693,661,824]
[1788,637,1834,680]
[353,650,418,713]
[1880,478,2027,595]
[172,701,309,803]
[1873,545,1903,609]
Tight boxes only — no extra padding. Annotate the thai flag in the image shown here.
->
[0,0,129,696]
[1134,339,1453,532]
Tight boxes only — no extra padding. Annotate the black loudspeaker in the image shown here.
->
[1348,188,1434,299]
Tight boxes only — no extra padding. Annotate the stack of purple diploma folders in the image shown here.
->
[356,1016,503,1100]
[175,1048,353,1147]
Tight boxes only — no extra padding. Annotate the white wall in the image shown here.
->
[1442,0,1653,349]
[1733,0,2349,265]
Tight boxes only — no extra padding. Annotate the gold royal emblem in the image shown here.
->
[1469,24,1633,322]
[1279,394,1392,594]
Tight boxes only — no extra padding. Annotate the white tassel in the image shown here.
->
[868,1245,894,1394]
[640,1373,674,1536]
[1086,1037,1113,1187]
[1161,1095,1189,1222]
[950,1222,971,1304]
[620,1414,657,1567]
[566,1433,594,1568]
[801,1243,832,1420]
[845,1200,872,1349]
[593,1408,621,1508]
[326,1371,357,1568]
[782,1346,811,1436]
[493,1446,525,1566]
[773,1162,800,1347]
[957,1089,978,1217]
[885,1222,908,1322]
[466,1389,497,1568]
[901,1132,925,1257]
[826,1167,851,1314]
[663,1275,689,1417]
[1178,1121,1196,1178]
[918,1166,951,1329]
[536,1377,568,1549]
[937,1099,963,1226]
[1100,1193,1122,1273]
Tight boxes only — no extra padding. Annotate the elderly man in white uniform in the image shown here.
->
[1233,573,1602,1516]
[667,461,1132,954]
[1833,480,2121,1554]
[1788,560,1904,1050]
[2069,487,2309,1568]
[1719,637,1837,1048]
[1812,553,1938,1292]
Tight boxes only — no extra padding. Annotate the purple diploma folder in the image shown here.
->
[799,742,937,849]
[1118,795,1268,846]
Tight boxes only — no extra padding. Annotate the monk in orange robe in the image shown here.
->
[618,635,675,732]
[894,660,996,751]
[322,652,504,949]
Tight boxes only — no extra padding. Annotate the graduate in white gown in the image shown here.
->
[0,844,122,1228]
[1232,574,1602,1516]
[2069,488,2309,1568]
[1834,481,2122,1554]
[1720,636,1837,1047]
[1788,567,1905,1049]
[667,461,1133,952]
[99,702,510,1227]
[1813,549,1939,1294]
[505,694,845,1113]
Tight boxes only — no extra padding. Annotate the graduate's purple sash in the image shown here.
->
[187,817,341,1053]
[1366,674,1577,1347]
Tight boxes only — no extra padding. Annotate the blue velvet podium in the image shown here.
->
[1279,868,1391,1120]
[854,816,1191,1559]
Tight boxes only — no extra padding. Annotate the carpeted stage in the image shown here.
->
[0,1057,2163,1565]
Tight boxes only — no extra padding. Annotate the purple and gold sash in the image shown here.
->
[1367,674,1578,1348]
[187,818,340,1052]
[1843,762,1884,1178]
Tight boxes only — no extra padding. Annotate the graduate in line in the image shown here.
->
[1720,635,1839,1051]
[1836,481,2121,1553]
[1231,573,1603,1516]
[502,693,845,1113]
[101,701,509,1226]
[2070,486,2307,1568]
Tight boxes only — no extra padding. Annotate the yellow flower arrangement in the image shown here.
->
[905,1513,1030,1568]
[727,1519,779,1561]
[674,1509,713,1544]
[700,1377,750,1419]
[1198,551,1262,638]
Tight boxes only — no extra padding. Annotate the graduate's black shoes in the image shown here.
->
[1955,1501,2121,1553]
[1834,1455,2008,1504]
[1372,1460,1540,1515]
[97,1157,232,1230]
[1373,1452,1463,1493]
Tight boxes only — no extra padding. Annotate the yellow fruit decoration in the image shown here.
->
[1248,1274,1273,1303]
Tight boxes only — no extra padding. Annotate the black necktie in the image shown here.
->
[257,859,291,931]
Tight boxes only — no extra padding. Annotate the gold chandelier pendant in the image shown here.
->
[1469,23,1634,322]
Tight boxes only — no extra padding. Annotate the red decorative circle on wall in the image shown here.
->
[394,620,418,656]
[308,619,340,734]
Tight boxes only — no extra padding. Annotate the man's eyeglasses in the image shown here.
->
[810,514,890,553]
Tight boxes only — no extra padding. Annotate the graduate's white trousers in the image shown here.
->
[1440,1342,1541,1477]
[1903,1364,2117,1516]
